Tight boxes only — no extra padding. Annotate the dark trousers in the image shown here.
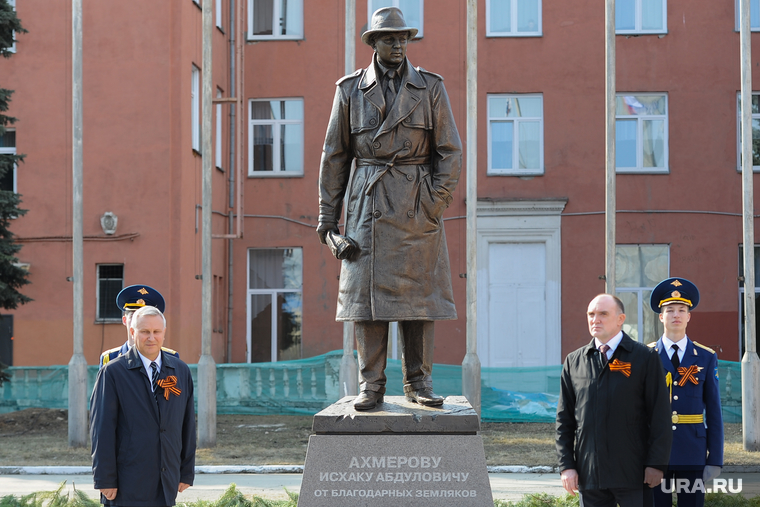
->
[354,320,434,394]
[652,470,704,507]
[580,485,654,507]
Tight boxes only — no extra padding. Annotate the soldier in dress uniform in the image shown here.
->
[649,277,723,507]
[99,284,178,368]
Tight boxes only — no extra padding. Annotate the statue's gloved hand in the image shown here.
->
[317,221,339,245]
[703,465,721,482]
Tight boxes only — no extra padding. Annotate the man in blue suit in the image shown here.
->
[99,284,178,368]
[91,305,196,506]
[649,277,723,507]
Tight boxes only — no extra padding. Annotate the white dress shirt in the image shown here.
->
[136,349,162,392]
[595,331,623,361]
[662,335,688,363]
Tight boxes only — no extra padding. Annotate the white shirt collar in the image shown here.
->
[136,349,162,387]
[595,331,623,359]
[662,335,688,359]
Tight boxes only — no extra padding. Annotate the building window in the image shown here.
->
[486,0,541,36]
[368,0,423,38]
[214,274,225,333]
[0,130,17,193]
[7,0,16,53]
[487,94,543,176]
[248,0,303,40]
[615,93,668,173]
[249,99,304,176]
[247,248,302,362]
[97,264,124,321]
[615,245,669,344]
[191,65,200,152]
[739,246,760,355]
[216,89,223,170]
[735,92,760,171]
[735,0,760,31]
[216,0,223,29]
[616,0,666,34]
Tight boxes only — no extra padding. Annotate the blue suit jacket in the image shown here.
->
[651,337,723,468]
[90,347,196,506]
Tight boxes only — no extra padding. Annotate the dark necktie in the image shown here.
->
[599,344,610,364]
[385,70,397,112]
[671,345,680,371]
[150,361,159,395]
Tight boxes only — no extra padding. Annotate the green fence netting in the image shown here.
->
[0,351,743,423]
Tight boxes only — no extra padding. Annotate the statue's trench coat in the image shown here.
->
[319,56,462,321]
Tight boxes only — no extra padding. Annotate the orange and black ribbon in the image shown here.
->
[609,359,632,377]
[677,365,699,385]
[156,375,182,400]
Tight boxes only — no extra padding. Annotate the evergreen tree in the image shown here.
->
[0,0,30,311]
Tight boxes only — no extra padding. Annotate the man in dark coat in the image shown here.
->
[317,7,462,410]
[649,278,723,507]
[556,294,672,507]
[99,284,179,368]
[91,306,196,506]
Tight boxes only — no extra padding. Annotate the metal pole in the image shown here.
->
[68,0,88,449]
[604,0,616,295]
[226,0,236,364]
[461,0,481,414]
[198,0,217,448]
[739,0,760,451]
[339,0,358,398]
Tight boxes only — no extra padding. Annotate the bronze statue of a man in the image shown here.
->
[318,7,462,411]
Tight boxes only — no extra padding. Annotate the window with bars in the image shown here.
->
[97,265,124,321]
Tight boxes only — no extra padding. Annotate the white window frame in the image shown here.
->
[615,93,669,174]
[216,0,223,29]
[96,264,124,322]
[735,92,760,172]
[216,89,223,170]
[0,129,17,194]
[246,248,303,363]
[368,0,424,38]
[8,0,16,53]
[735,0,760,31]
[247,0,304,41]
[486,0,542,37]
[191,65,200,152]
[615,244,670,344]
[487,93,544,176]
[615,0,667,34]
[248,98,304,177]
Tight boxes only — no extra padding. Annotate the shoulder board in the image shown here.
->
[693,342,716,354]
[100,346,121,366]
[647,342,657,348]
[336,68,363,85]
[416,67,444,81]
[161,347,180,358]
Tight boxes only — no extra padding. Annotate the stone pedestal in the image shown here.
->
[298,396,494,506]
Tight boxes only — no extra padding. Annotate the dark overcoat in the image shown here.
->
[318,55,462,321]
[650,337,723,469]
[90,347,196,506]
[556,333,673,490]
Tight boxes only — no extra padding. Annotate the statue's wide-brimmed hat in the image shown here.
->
[361,7,418,45]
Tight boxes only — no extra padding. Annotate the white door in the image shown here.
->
[486,242,547,367]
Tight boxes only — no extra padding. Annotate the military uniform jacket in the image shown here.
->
[651,337,723,468]
[90,347,196,506]
[556,333,673,490]
[318,55,462,321]
[99,341,179,369]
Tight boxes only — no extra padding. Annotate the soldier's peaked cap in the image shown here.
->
[116,284,166,313]
[361,7,418,45]
[650,277,699,312]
